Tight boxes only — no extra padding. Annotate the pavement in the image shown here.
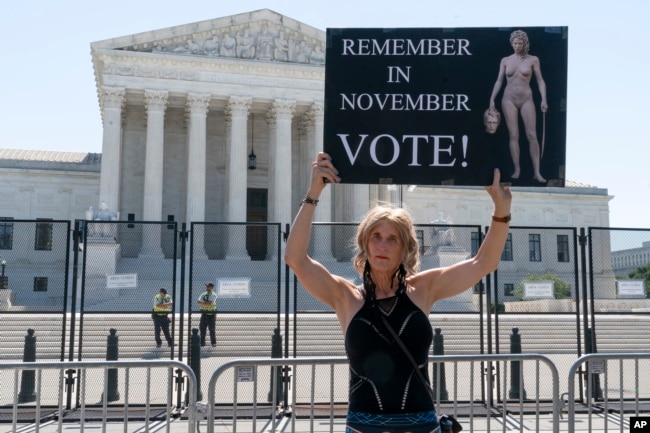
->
[2,407,645,433]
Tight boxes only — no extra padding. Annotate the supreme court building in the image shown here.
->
[91,9,341,260]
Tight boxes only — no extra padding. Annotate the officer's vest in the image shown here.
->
[153,294,171,314]
[199,292,217,312]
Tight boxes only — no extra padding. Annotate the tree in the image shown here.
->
[628,262,650,298]
[513,272,572,300]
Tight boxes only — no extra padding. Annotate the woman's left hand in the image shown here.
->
[485,168,512,217]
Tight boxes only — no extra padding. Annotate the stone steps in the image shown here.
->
[1,313,649,361]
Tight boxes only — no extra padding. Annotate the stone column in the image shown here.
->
[337,184,370,223]
[268,99,295,259]
[378,185,391,203]
[139,90,168,258]
[303,103,333,260]
[98,87,125,213]
[350,184,370,222]
[225,96,252,260]
[266,114,278,259]
[186,93,211,258]
[369,185,379,206]
[389,185,401,207]
[270,99,295,225]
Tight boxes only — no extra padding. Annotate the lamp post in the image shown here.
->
[248,113,257,170]
[0,258,6,290]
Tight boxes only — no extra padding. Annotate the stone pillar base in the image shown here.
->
[0,289,15,310]
[86,243,121,276]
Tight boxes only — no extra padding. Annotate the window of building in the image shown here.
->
[34,277,48,292]
[529,233,541,262]
[471,231,480,256]
[504,283,515,296]
[0,217,14,250]
[557,234,570,262]
[35,219,53,251]
[501,233,513,261]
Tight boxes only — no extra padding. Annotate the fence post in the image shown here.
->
[104,328,120,402]
[585,327,603,400]
[187,328,203,401]
[508,327,527,399]
[268,328,284,403]
[18,328,37,403]
[432,327,449,400]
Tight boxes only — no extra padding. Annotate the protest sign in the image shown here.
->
[324,27,567,186]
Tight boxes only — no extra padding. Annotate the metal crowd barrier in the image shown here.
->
[206,354,560,433]
[567,353,650,433]
[0,359,197,433]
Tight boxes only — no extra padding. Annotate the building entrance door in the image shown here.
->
[247,188,268,260]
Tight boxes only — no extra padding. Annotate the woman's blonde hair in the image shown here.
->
[353,203,420,276]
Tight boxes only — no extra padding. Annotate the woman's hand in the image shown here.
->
[309,152,341,195]
[485,168,512,217]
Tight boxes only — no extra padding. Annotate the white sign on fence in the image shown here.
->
[218,278,251,298]
[524,281,554,299]
[106,273,138,289]
[237,366,254,382]
[616,280,645,298]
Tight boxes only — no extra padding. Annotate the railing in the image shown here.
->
[566,353,650,433]
[5,354,650,432]
[206,354,561,433]
[0,359,197,433]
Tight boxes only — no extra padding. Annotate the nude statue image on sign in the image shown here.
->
[489,29,547,183]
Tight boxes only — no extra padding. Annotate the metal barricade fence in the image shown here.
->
[206,354,560,433]
[567,353,650,433]
[0,359,197,433]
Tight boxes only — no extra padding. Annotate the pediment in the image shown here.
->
[91,9,326,66]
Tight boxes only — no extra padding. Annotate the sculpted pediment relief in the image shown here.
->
[99,9,325,66]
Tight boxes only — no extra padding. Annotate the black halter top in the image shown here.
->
[345,288,434,413]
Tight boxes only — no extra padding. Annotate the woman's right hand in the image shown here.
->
[309,152,340,194]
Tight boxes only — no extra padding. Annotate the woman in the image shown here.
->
[489,29,547,183]
[285,152,512,432]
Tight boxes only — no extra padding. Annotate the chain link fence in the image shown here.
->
[0,220,70,362]
[2,218,649,410]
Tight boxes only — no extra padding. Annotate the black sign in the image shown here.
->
[324,27,568,187]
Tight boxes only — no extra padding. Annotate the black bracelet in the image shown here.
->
[301,195,319,206]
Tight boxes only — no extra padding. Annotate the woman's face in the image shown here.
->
[511,37,525,55]
[367,221,403,274]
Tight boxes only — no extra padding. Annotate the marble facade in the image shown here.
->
[90,9,341,260]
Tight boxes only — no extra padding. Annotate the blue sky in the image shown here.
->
[1,0,649,230]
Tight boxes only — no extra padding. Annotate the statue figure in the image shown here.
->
[432,212,456,248]
[273,30,289,62]
[309,43,325,65]
[204,36,220,56]
[237,29,256,59]
[86,201,119,238]
[220,33,236,57]
[256,25,274,60]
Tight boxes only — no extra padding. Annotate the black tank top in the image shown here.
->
[345,289,434,413]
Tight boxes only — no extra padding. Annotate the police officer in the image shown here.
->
[197,283,217,347]
[152,288,173,348]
